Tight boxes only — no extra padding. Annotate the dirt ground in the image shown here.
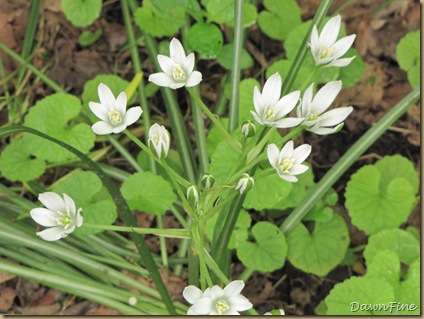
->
[0,0,420,315]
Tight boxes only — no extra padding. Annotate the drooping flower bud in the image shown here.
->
[186,185,199,207]
[241,120,256,138]
[235,173,254,195]
[148,123,170,159]
[200,173,215,190]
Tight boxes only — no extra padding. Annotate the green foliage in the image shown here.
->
[345,155,418,235]
[53,171,117,236]
[78,29,103,47]
[134,0,186,37]
[286,213,349,276]
[186,23,223,59]
[363,228,420,266]
[396,30,420,87]
[209,138,241,184]
[258,0,301,40]
[206,118,229,157]
[216,44,253,70]
[61,0,102,27]
[339,48,365,88]
[236,221,287,272]
[121,171,177,216]
[204,0,257,27]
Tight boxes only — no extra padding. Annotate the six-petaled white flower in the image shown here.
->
[267,141,311,183]
[89,83,143,135]
[251,73,303,128]
[148,123,170,159]
[183,280,253,315]
[30,192,83,241]
[297,81,353,135]
[310,15,356,67]
[148,38,202,89]
[235,173,255,195]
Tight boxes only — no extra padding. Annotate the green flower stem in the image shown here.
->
[246,127,276,164]
[192,223,212,290]
[281,87,420,233]
[281,0,332,95]
[107,135,142,172]
[214,74,229,116]
[238,267,255,282]
[83,223,190,239]
[228,0,244,132]
[298,65,318,92]
[186,87,242,153]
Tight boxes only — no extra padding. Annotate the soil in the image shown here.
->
[0,0,420,315]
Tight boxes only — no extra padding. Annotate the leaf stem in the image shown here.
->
[83,223,190,238]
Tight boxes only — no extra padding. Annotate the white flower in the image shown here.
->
[30,192,83,241]
[310,15,356,67]
[183,280,253,315]
[265,309,286,315]
[235,173,254,195]
[148,38,202,89]
[251,73,303,128]
[148,123,170,158]
[267,141,311,183]
[297,81,353,135]
[89,83,142,135]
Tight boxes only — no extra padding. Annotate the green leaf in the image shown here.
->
[23,93,95,163]
[216,44,253,70]
[150,0,186,11]
[397,259,420,315]
[257,0,301,40]
[209,138,241,184]
[266,59,310,91]
[0,138,45,182]
[186,23,223,59]
[345,155,418,234]
[325,276,395,315]
[396,30,420,87]
[286,213,349,276]
[205,0,233,24]
[206,118,229,157]
[52,171,117,236]
[61,0,102,27]
[237,78,260,124]
[134,0,186,37]
[78,29,103,47]
[363,228,419,266]
[121,171,177,216]
[237,221,287,272]
[365,250,400,291]
[339,48,365,88]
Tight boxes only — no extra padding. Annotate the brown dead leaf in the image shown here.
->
[0,287,16,312]
[0,272,16,284]
[15,303,61,315]
[87,304,121,315]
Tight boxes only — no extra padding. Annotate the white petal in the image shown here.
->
[185,71,202,87]
[299,83,314,117]
[124,106,143,126]
[191,297,213,315]
[279,141,294,161]
[290,163,309,175]
[318,106,353,127]
[92,121,114,135]
[149,72,174,88]
[187,306,199,315]
[267,144,279,169]
[253,86,264,115]
[36,226,65,241]
[251,111,264,125]
[169,38,186,66]
[325,56,355,68]
[183,53,195,74]
[76,208,83,227]
[274,90,300,117]
[210,285,225,300]
[309,124,342,135]
[98,83,116,108]
[224,309,240,315]
[157,55,177,76]
[312,81,342,115]
[320,15,341,48]
[310,26,320,60]
[62,193,76,215]
[278,173,298,183]
[169,82,186,90]
[111,123,127,134]
[228,295,253,311]
[274,117,304,129]
[331,34,356,60]
[38,192,65,213]
[89,102,110,121]
[183,286,203,304]
[262,73,282,107]
[115,92,127,114]
[30,208,58,227]
[293,144,312,163]
[224,280,245,297]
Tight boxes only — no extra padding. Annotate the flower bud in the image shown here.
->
[235,173,254,194]
[148,123,170,159]
[241,120,256,138]
[186,185,199,207]
[201,173,215,190]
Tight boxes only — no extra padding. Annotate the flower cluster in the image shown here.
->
[183,280,252,315]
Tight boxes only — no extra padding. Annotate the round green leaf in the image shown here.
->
[206,118,229,157]
[237,78,260,124]
[345,156,418,235]
[78,29,102,47]
[216,44,253,70]
[23,93,95,163]
[186,23,223,59]
[237,221,287,272]
[287,213,349,276]
[121,171,177,216]
[325,276,395,315]
[61,0,102,27]
[397,259,420,314]
[396,30,420,87]
[365,250,400,290]
[363,228,419,266]
[0,138,45,182]
[209,138,241,184]
[52,170,117,236]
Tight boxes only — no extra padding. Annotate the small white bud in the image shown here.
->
[235,173,254,194]
[186,185,199,207]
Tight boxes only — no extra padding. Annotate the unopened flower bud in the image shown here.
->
[235,173,254,194]
[241,120,256,138]
[186,185,199,207]
[201,173,215,190]
[148,123,170,159]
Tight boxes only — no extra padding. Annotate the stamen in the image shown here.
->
[280,158,295,173]
[172,64,186,80]
[265,106,276,120]
[216,300,230,315]
[108,109,122,124]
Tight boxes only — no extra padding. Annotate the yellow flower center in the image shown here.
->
[216,300,230,315]
[152,134,163,145]
[172,64,186,80]
[308,111,320,121]
[265,106,276,120]
[319,47,335,59]
[108,109,122,124]
[280,158,295,173]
